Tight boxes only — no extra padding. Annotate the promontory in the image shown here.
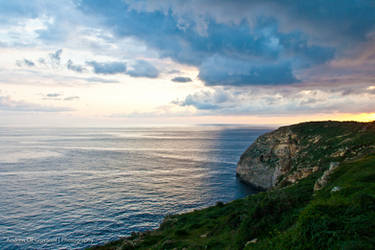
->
[90,121,375,250]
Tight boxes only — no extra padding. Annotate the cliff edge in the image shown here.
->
[237,121,375,190]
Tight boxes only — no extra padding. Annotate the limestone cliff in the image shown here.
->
[236,121,375,190]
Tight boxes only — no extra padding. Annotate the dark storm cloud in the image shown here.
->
[77,0,375,86]
[5,0,374,86]
[198,56,299,86]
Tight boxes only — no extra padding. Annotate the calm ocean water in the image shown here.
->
[0,127,269,249]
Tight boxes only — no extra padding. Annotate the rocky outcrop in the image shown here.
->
[236,121,375,190]
[313,162,340,191]
[236,127,299,189]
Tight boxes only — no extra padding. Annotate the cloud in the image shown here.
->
[173,89,231,110]
[0,95,72,112]
[0,1,39,22]
[67,59,86,73]
[199,56,299,86]
[86,61,127,75]
[83,77,119,83]
[46,93,61,97]
[6,1,372,86]
[2,1,374,87]
[23,59,35,67]
[64,96,80,101]
[123,0,375,44]
[84,77,119,83]
[38,58,46,65]
[86,59,159,78]
[171,76,192,83]
[77,0,344,86]
[42,93,80,101]
[127,60,159,78]
[49,49,63,65]
[2,0,375,120]
[172,85,375,115]
[16,59,36,67]
[168,69,181,74]
[15,49,62,70]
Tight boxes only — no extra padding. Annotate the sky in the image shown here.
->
[1,0,375,127]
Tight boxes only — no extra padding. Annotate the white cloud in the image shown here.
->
[0,94,72,112]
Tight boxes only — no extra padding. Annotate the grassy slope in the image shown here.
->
[285,121,375,173]
[254,155,375,250]
[91,122,375,250]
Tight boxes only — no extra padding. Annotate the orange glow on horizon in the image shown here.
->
[338,113,375,122]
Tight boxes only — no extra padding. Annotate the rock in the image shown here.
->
[314,162,340,191]
[245,238,257,246]
[331,148,347,157]
[236,127,297,189]
[310,135,322,144]
[200,233,208,238]
[283,168,313,184]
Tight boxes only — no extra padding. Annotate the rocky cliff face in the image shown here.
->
[236,127,298,189]
[236,121,375,190]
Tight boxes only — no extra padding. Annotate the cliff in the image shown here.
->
[90,121,375,250]
[237,121,375,190]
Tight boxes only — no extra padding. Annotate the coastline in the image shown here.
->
[90,121,375,249]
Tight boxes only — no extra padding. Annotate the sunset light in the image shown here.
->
[1,1,375,249]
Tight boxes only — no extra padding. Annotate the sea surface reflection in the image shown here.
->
[0,127,269,249]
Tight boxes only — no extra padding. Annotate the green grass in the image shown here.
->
[252,155,375,250]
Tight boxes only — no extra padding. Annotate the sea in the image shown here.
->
[0,126,269,249]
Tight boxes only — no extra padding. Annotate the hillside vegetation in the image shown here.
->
[90,121,375,250]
